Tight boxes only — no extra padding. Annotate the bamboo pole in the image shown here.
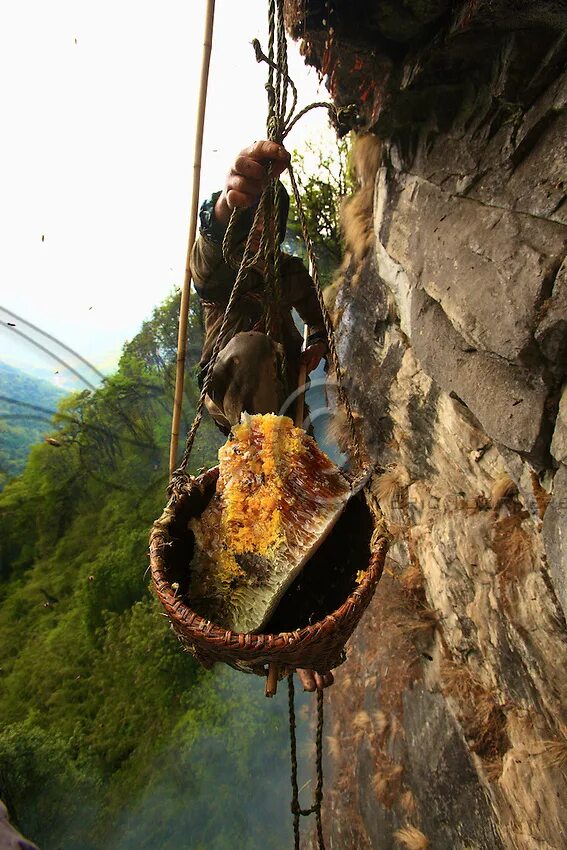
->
[169,0,216,476]
[265,662,280,698]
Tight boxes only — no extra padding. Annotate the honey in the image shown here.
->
[188,414,352,633]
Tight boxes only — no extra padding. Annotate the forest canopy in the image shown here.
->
[0,292,310,850]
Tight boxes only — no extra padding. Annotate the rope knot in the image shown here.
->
[167,470,191,498]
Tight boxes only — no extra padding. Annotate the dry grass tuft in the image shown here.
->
[353,728,365,746]
[398,562,424,595]
[540,731,567,768]
[441,659,472,701]
[323,268,346,316]
[372,760,404,806]
[340,136,381,265]
[341,188,375,264]
[373,465,409,509]
[414,605,440,630]
[482,757,504,782]
[509,716,567,769]
[324,407,363,455]
[351,134,382,188]
[490,473,517,509]
[317,134,381,352]
[372,770,389,803]
[326,735,341,760]
[393,603,440,639]
[374,709,390,737]
[492,513,533,581]
[463,494,490,514]
[353,710,372,731]
[386,521,406,540]
[441,659,509,763]
[394,825,429,849]
[400,789,417,816]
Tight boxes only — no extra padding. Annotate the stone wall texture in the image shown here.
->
[285,2,567,848]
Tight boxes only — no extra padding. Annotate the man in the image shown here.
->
[191,140,329,432]
[191,141,334,691]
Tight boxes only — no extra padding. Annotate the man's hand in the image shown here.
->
[214,141,291,225]
[301,341,328,373]
[297,669,334,691]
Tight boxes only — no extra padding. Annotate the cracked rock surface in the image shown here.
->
[285,2,567,848]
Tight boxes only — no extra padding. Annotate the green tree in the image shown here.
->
[283,136,353,286]
[0,285,303,850]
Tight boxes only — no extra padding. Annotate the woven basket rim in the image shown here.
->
[150,466,386,655]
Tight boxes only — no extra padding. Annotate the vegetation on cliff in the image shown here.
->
[0,293,300,850]
[0,362,66,489]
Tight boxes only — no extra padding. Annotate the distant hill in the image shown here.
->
[0,361,66,487]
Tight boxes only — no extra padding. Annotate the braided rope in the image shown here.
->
[288,675,327,850]
[276,0,288,126]
[170,5,370,847]
[267,0,278,141]
[288,674,301,850]
[252,38,298,129]
[174,0,365,478]
[170,197,268,483]
[285,101,337,136]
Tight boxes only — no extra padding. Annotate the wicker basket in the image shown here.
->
[150,467,386,682]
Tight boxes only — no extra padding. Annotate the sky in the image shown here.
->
[0,0,335,388]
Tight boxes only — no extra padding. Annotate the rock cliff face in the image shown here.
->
[285,2,567,848]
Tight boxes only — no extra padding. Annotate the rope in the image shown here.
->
[169,198,268,488]
[168,2,370,844]
[288,675,326,850]
[171,0,365,480]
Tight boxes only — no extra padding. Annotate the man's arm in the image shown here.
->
[190,225,237,303]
